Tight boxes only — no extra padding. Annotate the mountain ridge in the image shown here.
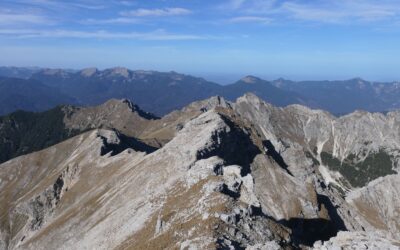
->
[0,93,399,249]
[2,66,400,116]
[0,93,400,249]
[1,93,399,187]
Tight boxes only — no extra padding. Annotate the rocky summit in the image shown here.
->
[0,94,399,250]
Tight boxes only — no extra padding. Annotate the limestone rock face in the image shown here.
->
[234,93,400,188]
[346,174,400,240]
[313,231,400,250]
[0,94,399,249]
[233,93,400,240]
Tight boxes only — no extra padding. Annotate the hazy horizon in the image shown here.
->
[2,64,399,84]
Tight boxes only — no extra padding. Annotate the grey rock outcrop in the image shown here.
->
[346,174,400,240]
[313,231,400,249]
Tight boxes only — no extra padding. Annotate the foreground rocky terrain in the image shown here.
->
[0,94,399,249]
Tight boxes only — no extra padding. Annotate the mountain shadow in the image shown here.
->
[278,194,347,247]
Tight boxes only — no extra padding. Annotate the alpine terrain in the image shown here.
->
[0,94,399,249]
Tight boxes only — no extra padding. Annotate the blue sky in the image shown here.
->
[0,0,400,83]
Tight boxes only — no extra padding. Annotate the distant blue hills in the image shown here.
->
[1,66,399,116]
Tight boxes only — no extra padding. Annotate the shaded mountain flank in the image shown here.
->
[0,77,76,115]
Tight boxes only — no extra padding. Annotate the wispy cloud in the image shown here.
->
[0,11,51,25]
[0,28,209,40]
[10,0,106,10]
[70,3,105,10]
[281,1,398,23]
[228,16,272,24]
[223,0,400,24]
[121,8,191,17]
[82,17,140,25]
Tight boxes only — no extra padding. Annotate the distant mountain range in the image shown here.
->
[0,66,400,116]
[271,78,400,115]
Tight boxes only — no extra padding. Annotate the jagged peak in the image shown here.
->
[236,92,335,118]
[182,95,232,113]
[236,92,266,105]
[100,98,159,120]
[203,95,231,107]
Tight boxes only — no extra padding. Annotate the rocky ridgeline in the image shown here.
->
[0,94,399,249]
[234,93,400,188]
